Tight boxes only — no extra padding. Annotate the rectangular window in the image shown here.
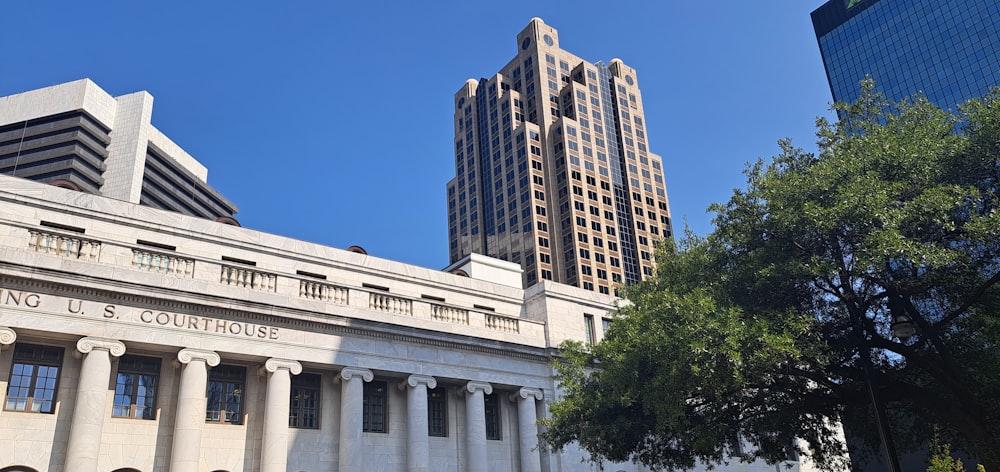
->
[113,355,161,419]
[363,380,388,433]
[428,389,447,437]
[4,343,63,413]
[290,373,321,429]
[484,393,502,440]
[584,314,596,345]
[207,364,246,424]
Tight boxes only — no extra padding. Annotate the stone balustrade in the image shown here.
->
[28,230,101,261]
[298,279,349,304]
[369,292,413,315]
[131,249,195,277]
[220,265,278,292]
[430,304,470,325]
[486,313,520,334]
[14,221,546,346]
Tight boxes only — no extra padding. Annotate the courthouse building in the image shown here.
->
[0,82,824,472]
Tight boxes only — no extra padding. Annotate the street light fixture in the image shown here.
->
[891,314,916,340]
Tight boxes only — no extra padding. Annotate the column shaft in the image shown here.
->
[515,388,544,472]
[463,381,492,472]
[403,375,436,472]
[261,358,302,472]
[65,337,125,472]
[170,349,220,472]
[338,368,373,472]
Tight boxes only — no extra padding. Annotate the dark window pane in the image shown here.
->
[485,393,501,440]
[363,380,388,433]
[428,389,447,437]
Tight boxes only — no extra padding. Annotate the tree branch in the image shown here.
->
[934,269,1000,329]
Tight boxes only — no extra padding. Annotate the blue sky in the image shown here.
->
[1,1,833,270]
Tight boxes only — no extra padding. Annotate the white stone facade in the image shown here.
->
[0,175,825,472]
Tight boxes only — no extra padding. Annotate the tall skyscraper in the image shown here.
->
[811,0,1000,108]
[446,18,672,293]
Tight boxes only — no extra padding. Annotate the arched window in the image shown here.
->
[112,469,142,472]
[0,467,40,472]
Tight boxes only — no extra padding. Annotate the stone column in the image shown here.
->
[462,381,493,472]
[169,348,220,472]
[65,337,126,472]
[400,374,437,472]
[512,387,544,472]
[338,367,373,472]
[537,396,553,472]
[261,358,302,472]
[0,326,15,351]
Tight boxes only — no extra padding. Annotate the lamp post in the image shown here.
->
[852,309,909,472]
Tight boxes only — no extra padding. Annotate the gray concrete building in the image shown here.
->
[0,79,238,224]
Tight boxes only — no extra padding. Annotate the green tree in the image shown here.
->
[541,82,1000,471]
[926,433,988,472]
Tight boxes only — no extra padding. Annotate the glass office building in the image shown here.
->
[811,0,1000,109]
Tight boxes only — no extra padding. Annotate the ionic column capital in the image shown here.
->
[511,387,544,402]
[400,374,437,391]
[76,337,126,357]
[264,358,302,375]
[0,327,16,346]
[177,348,220,366]
[338,367,374,383]
[462,380,493,396]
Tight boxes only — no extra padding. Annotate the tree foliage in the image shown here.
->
[927,434,986,472]
[541,82,1000,471]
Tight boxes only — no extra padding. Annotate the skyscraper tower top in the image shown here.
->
[446,19,672,293]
